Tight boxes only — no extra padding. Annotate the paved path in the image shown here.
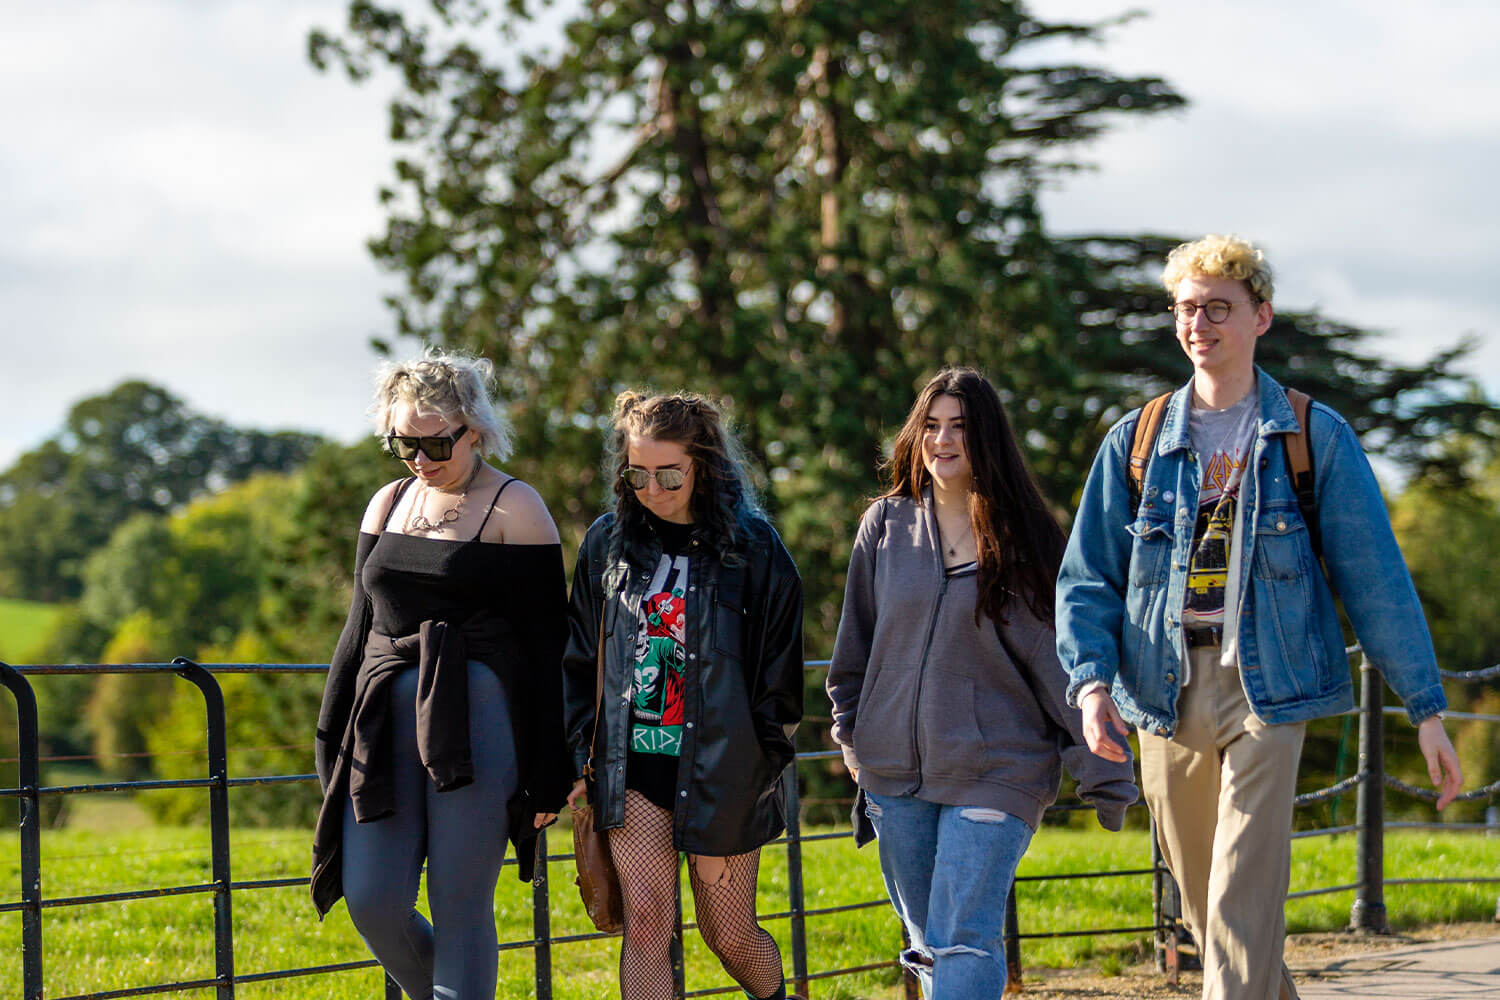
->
[1295,936,1500,998]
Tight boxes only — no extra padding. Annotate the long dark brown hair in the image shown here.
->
[605,390,762,560]
[882,367,1065,625]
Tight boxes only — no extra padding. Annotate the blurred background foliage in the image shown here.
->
[0,0,1494,828]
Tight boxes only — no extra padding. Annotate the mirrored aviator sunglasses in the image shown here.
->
[620,466,687,491]
[385,425,468,462]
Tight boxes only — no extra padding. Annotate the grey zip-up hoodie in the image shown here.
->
[827,493,1137,834]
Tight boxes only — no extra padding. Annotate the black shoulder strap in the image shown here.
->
[474,476,517,540]
[380,478,416,532]
[1127,393,1173,513]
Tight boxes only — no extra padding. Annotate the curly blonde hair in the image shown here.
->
[1161,234,1275,304]
[370,349,513,460]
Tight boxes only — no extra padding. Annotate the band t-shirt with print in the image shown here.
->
[626,512,694,811]
[1182,389,1260,630]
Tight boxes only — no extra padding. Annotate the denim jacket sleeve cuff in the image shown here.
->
[1065,665,1115,708]
[1402,685,1448,727]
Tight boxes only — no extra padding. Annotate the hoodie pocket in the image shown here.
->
[851,663,920,775]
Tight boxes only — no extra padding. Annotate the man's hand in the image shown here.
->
[1417,716,1463,811]
[1082,688,1132,763]
[533,812,558,829]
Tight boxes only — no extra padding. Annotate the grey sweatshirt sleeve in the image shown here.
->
[826,502,886,751]
[1013,613,1139,832]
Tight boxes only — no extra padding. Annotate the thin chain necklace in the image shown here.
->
[406,459,482,534]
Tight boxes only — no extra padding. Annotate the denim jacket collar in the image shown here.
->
[1156,367,1300,457]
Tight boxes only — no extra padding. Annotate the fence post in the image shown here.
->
[1349,654,1387,933]
[1150,816,1180,983]
[782,764,810,998]
[533,828,553,1000]
[174,659,235,998]
[1003,886,1022,992]
[1,664,43,1000]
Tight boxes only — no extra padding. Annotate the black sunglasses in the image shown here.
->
[621,466,687,491]
[386,425,469,462]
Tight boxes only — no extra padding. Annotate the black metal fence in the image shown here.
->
[3,650,1497,999]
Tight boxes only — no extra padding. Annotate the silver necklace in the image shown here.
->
[406,460,482,534]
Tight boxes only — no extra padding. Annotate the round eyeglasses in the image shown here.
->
[1169,299,1249,324]
[621,466,687,491]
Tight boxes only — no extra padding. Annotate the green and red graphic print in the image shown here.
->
[630,553,689,757]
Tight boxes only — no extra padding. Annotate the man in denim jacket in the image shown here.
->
[1055,235,1462,1000]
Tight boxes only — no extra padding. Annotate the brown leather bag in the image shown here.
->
[573,604,623,933]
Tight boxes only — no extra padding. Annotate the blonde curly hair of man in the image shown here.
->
[1161,234,1275,305]
[369,348,514,460]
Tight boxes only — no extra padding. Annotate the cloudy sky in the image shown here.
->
[2,0,1495,472]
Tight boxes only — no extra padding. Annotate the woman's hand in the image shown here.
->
[1081,689,1131,763]
[566,777,588,810]
[533,812,558,829]
[1417,715,1463,810]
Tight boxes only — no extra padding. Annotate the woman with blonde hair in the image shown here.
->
[311,350,572,998]
[562,390,806,1000]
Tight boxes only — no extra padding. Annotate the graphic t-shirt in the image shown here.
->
[1182,390,1260,629]
[626,512,694,810]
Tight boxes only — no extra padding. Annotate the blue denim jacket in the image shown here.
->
[1056,370,1446,737]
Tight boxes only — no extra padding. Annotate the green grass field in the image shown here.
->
[0,597,63,664]
[2,822,1497,998]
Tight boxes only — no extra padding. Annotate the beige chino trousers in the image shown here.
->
[1139,645,1305,1000]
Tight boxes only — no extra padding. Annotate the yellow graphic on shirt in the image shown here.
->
[1185,493,1236,616]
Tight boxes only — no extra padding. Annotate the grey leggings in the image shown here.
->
[341,662,519,1000]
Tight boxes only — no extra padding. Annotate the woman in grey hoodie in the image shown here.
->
[827,368,1138,998]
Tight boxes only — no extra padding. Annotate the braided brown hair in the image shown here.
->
[606,390,763,559]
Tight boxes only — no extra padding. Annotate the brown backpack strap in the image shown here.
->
[1280,388,1321,559]
[1127,393,1173,511]
[1282,389,1313,485]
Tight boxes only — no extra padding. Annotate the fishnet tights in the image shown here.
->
[609,790,784,1000]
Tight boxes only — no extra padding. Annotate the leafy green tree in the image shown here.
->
[74,477,297,780]
[1391,430,1500,676]
[0,381,322,601]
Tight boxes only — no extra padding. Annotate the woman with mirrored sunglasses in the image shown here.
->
[561,390,808,1000]
[310,350,573,1000]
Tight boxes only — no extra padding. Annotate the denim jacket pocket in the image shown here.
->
[1249,507,1329,699]
[1125,517,1173,588]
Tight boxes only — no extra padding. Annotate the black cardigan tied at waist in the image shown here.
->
[312,615,534,917]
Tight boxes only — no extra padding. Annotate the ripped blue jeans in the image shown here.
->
[864,791,1034,998]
